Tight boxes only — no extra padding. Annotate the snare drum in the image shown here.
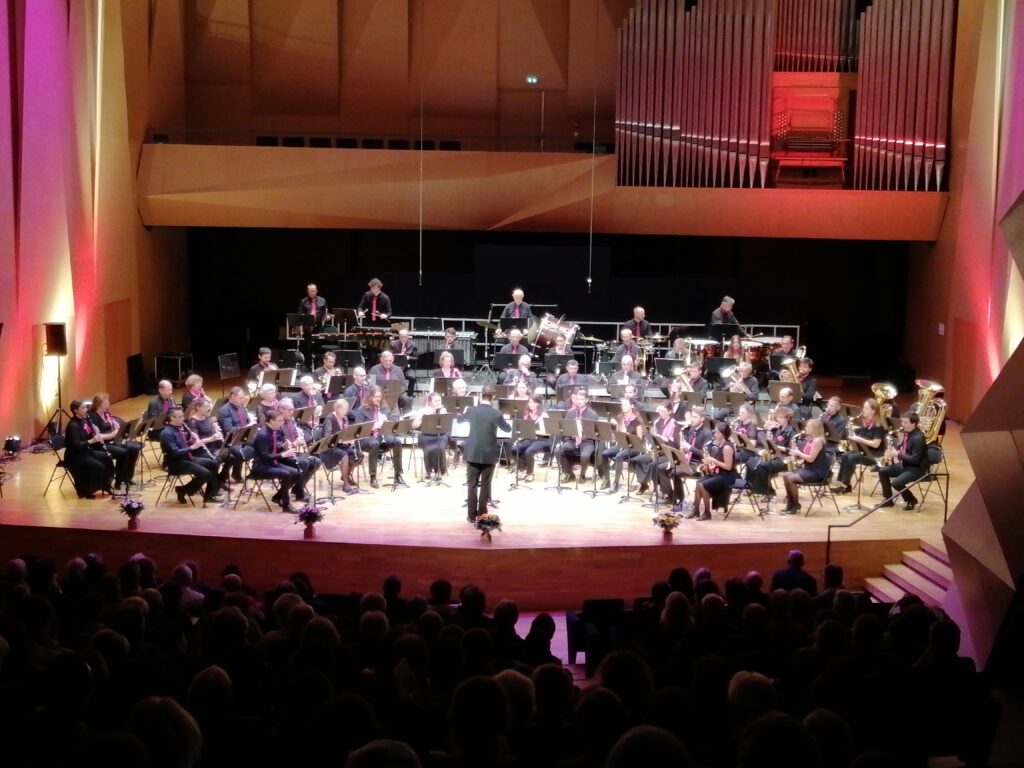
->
[686,338,720,359]
[532,313,579,351]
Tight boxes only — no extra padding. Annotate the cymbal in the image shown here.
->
[477,320,498,331]
[580,335,603,342]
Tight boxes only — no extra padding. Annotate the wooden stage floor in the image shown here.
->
[0,393,969,611]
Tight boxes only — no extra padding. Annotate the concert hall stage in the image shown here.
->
[1,409,966,611]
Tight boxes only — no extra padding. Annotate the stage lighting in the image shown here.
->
[525,75,539,84]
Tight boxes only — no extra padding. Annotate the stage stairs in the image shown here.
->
[864,538,951,608]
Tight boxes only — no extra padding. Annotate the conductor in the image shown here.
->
[460,385,511,522]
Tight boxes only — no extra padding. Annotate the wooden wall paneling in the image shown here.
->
[893,0,910,190]
[738,1,752,188]
[641,0,652,186]
[654,0,666,185]
[664,0,676,186]
[934,0,954,191]
[758,0,774,188]
[102,300,132,403]
[913,0,930,190]
[904,0,921,190]
[923,0,940,191]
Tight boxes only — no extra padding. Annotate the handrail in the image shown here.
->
[824,471,948,564]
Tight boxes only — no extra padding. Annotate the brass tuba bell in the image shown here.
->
[870,382,898,421]
[910,379,947,444]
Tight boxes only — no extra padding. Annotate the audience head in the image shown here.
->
[606,725,694,768]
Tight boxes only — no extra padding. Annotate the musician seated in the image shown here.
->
[65,399,116,498]
[600,396,645,492]
[312,351,343,399]
[160,408,224,504]
[498,328,531,357]
[796,358,820,418]
[665,337,689,360]
[720,361,759,400]
[442,326,459,349]
[352,385,406,488]
[556,388,599,482]
[88,392,141,490]
[733,403,762,464]
[277,398,318,499]
[634,403,677,493]
[411,392,449,480]
[389,328,419,398]
[511,395,547,482]
[144,379,177,439]
[551,332,572,356]
[321,398,358,493]
[432,350,463,379]
[768,336,799,380]
[681,363,709,397]
[745,405,798,497]
[832,398,886,494]
[369,350,411,413]
[664,381,688,421]
[613,329,640,361]
[510,381,533,400]
[690,422,739,519]
[609,355,642,387]
[501,288,532,320]
[723,335,744,361]
[249,410,300,512]
[781,418,832,514]
[774,386,800,413]
[665,407,714,512]
[820,396,848,446]
[181,375,206,414]
[294,375,324,412]
[624,306,650,339]
[451,378,471,399]
[343,367,370,404]
[555,359,588,389]
[256,384,280,424]
[187,396,239,487]
[248,347,276,382]
[502,354,536,387]
[878,413,928,510]
[298,282,327,323]
[216,387,255,482]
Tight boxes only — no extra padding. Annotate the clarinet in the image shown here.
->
[183,421,216,461]
[85,419,112,458]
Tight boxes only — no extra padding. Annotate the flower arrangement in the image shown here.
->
[475,513,502,541]
[294,506,326,526]
[652,511,682,532]
[120,499,145,518]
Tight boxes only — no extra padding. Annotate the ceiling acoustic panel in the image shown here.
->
[250,0,339,115]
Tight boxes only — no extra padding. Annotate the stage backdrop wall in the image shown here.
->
[186,227,909,382]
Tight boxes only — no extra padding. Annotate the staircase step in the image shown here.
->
[864,577,906,604]
[882,564,947,607]
[902,550,953,589]
[919,538,950,566]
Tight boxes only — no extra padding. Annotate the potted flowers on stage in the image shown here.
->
[652,510,682,541]
[120,499,145,530]
[475,513,502,542]
[295,506,326,539]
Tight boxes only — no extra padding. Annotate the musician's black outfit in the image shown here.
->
[319,412,359,478]
[87,410,141,488]
[835,421,886,489]
[660,422,714,505]
[498,342,531,357]
[144,395,176,439]
[796,375,819,419]
[511,411,548,476]
[745,423,796,495]
[613,342,640,361]
[556,405,599,479]
[358,291,392,322]
[624,318,650,338]
[217,401,255,481]
[64,417,114,497]
[600,413,643,491]
[298,295,327,323]
[698,441,739,510]
[879,427,928,507]
[312,367,344,400]
[188,416,237,485]
[634,417,677,490]
[500,301,532,321]
[417,407,449,477]
[369,363,411,413]
[388,339,419,398]
[608,370,643,387]
[710,308,739,326]
[352,403,404,485]
[248,362,276,382]
[160,423,222,502]
[502,368,537,387]
[343,382,369,408]
[250,425,300,510]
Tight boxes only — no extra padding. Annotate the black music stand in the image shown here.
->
[379,419,412,492]
[542,416,574,494]
[432,377,456,395]
[843,441,877,513]
[492,353,520,371]
[544,353,573,373]
[128,417,156,488]
[583,420,614,497]
[307,433,338,507]
[417,413,454,487]
[498,399,528,419]
[614,430,647,504]
[338,422,367,493]
[682,391,705,409]
[707,323,741,344]
[442,395,476,412]
[499,316,530,334]
[703,356,730,384]
[508,419,539,491]
[335,350,364,371]
[654,358,687,377]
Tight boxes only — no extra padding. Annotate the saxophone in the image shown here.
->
[784,431,806,472]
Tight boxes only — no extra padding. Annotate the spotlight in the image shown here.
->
[525,75,539,85]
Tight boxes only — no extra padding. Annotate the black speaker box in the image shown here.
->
[44,323,67,356]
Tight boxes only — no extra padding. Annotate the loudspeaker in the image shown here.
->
[218,352,241,380]
[44,323,67,356]
[127,354,147,396]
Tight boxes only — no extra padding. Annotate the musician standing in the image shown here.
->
[623,306,650,338]
[357,277,391,322]
[878,413,927,510]
[500,289,532,321]
[461,385,511,521]
[250,410,300,512]
[87,393,141,490]
[298,283,327,323]
[65,399,115,498]
[160,408,224,504]
[710,296,740,326]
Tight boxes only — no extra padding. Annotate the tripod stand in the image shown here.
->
[36,355,71,443]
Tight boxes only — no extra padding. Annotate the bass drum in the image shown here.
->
[531,313,579,350]
[742,339,767,366]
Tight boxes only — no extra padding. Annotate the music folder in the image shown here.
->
[499,316,530,333]
[543,353,573,373]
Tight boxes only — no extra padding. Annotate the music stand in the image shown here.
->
[381,380,405,411]
[294,405,318,429]
[544,353,573,373]
[703,356,730,383]
[498,399,528,418]
[614,430,647,504]
[682,391,705,409]
[336,422,366,493]
[262,369,297,387]
[707,323,741,344]
[492,353,520,371]
[508,419,540,491]
[663,442,700,513]
[767,380,800,403]
[306,432,338,507]
[499,316,530,333]
[433,348,466,366]
[442,395,476,412]
[582,420,614,497]
[542,416,574,494]
[431,377,456,395]
[417,413,455,486]
[379,419,412,491]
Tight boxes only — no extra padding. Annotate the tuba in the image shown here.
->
[871,382,898,422]
[910,379,947,444]
[778,357,800,382]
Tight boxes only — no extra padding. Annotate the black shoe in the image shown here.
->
[671,502,684,513]
[204,494,226,504]
[638,482,649,494]
[370,477,380,489]
[232,473,244,483]
[271,491,285,504]
[395,475,408,487]
[600,479,611,490]
[697,511,712,521]
[562,472,576,483]
[903,501,917,511]
[879,501,896,508]
[280,502,293,512]
[176,488,188,504]
[682,508,697,519]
